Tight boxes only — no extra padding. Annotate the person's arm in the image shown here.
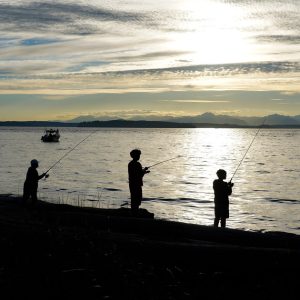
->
[227,182,233,195]
[213,180,217,191]
[137,163,149,177]
[142,166,150,176]
[38,172,49,180]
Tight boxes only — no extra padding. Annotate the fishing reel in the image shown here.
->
[42,173,50,181]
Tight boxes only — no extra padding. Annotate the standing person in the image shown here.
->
[128,149,150,213]
[23,159,49,206]
[213,169,234,228]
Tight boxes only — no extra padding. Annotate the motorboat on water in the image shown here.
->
[41,129,60,142]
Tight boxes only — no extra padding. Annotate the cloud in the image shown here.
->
[116,50,191,61]
[280,91,299,95]
[41,95,74,101]
[100,61,300,76]
[0,1,299,99]
[0,60,299,95]
[161,100,231,103]
[257,35,300,44]
[0,2,146,35]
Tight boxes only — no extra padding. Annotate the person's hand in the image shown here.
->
[45,174,49,178]
[228,182,234,187]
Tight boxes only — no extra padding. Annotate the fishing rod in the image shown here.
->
[45,130,98,174]
[147,155,182,169]
[229,118,267,182]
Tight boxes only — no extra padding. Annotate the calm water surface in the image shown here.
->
[0,127,299,234]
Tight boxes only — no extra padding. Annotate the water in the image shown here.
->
[0,127,299,234]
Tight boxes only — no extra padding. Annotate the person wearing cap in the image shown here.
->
[213,169,234,228]
[22,159,49,206]
[128,149,150,213]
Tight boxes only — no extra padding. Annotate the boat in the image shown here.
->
[41,129,60,142]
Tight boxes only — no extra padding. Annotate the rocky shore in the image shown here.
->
[0,194,299,299]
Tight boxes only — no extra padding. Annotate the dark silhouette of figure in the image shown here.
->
[213,169,234,228]
[128,149,150,213]
[23,159,49,206]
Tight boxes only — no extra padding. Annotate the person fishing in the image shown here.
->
[128,149,150,213]
[213,169,234,228]
[23,159,49,206]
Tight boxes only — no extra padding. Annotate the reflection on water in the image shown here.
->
[0,127,299,234]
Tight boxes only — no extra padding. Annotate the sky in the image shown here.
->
[0,0,299,121]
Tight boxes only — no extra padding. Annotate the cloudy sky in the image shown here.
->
[0,0,299,121]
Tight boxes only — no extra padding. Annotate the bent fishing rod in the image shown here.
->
[45,130,98,174]
[147,155,182,169]
[229,118,267,182]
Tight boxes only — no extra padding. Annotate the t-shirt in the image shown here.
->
[213,179,232,206]
[24,167,39,190]
[128,160,144,186]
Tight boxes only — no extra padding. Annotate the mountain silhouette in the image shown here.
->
[67,112,300,126]
[165,112,247,125]
[2,113,299,128]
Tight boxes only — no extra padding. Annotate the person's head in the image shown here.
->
[31,159,39,168]
[216,169,226,180]
[130,149,141,161]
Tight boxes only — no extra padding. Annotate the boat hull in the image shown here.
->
[41,136,60,142]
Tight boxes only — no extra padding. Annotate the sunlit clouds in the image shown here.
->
[0,0,299,120]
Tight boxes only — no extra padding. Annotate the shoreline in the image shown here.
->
[0,194,299,299]
[1,122,300,128]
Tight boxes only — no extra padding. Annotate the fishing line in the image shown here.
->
[147,155,182,169]
[45,129,98,174]
[229,118,267,182]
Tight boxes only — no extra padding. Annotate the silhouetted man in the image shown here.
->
[213,169,234,228]
[23,159,48,206]
[128,149,150,213]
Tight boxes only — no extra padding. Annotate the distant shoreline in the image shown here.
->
[1,120,300,129]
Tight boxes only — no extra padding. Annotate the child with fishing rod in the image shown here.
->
[212,119,266,228]
[21,130,98,207]
[128,151,181,212]
[23,159,49,206]
[213,169,234,228]
[128,149,150,213]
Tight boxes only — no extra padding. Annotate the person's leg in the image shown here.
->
[130,186,140,213]
[220,218,226,228]
[22,191,29,206]
[214,217,219,227]
[22,183,31,206]
[132,201,140,211]
[130,185,142,205]
[31,191,38,206]
[137,186,142,209]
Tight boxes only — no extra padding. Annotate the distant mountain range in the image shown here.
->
[67,113,300,126]
[1,113,300,128]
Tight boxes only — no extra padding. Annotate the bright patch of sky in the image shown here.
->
[0,0,299,120]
